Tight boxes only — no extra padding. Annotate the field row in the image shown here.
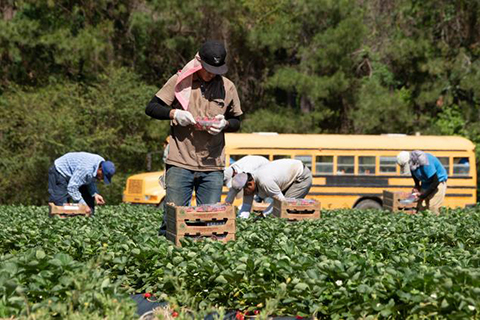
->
[1,205,480,319]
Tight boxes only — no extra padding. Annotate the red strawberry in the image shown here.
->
[172,311,179,317]
[143,293,151,298]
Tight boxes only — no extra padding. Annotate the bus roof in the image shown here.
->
[225,133,475,152]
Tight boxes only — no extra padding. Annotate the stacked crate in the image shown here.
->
[165,203,236,246]
[48,203,91,218]
[272,198,321,221]
[382,191,417,214]
[251,201,270,215]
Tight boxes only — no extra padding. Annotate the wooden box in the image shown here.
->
[165,231,235,246]
[252,201,270,214]
[272,198,321,221]
[165,203,236,246]
[382,191,417,214]
[48,202,91,218]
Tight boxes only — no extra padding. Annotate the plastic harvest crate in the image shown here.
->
[382,191,417,214]
[272,198,321,221]
[165,203,236,246]
[48,203,91,218]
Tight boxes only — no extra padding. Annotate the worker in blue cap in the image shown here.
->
[48,152,116,215]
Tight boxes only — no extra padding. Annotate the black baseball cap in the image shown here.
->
[199,40,228,75]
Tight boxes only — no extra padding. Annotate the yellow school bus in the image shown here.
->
[123,133,477,209]
[122,171,165,205]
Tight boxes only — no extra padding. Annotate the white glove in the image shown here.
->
[207,114,228,135]
[237,203,252,219]
[173,110,196,126]
[238,210,250,219]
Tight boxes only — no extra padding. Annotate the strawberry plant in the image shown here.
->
[1,204,480,318]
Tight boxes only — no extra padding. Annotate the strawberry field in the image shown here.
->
[2,205,480,319]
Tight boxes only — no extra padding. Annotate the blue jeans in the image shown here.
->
[159,165,223,235]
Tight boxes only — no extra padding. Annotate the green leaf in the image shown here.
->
[294,283,309,291]
[36,249,46,260]
[101,278,110,289]
[214,275,228,284]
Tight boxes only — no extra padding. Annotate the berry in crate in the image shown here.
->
[185,204,227,212]
[285,198,317,205]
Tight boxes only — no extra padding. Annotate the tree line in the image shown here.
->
[1,0,480,204]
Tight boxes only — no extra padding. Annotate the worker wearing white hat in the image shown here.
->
[227,159,312,218]
[223,155,270,188]
[397,150,448,214]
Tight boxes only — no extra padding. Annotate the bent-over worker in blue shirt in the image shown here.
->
[397,150,448,214]
[48,152,116,215]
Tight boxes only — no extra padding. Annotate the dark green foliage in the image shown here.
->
[241,107,326,133]
[2,205,480,318]
[0,68,168,205]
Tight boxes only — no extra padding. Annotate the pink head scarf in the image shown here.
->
[174,53,203,111]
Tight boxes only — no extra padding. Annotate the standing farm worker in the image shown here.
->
[145,40,243,234]
[397,150,448,214]
[48,152,116,215]
[226,159,312,218]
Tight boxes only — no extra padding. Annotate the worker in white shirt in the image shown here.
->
[223,155,270,188]
[226,159,312,218]
[224,155,270,211]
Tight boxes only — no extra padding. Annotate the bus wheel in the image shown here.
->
[355,199,382,210]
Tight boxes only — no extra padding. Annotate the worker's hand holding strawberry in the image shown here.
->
[207,114,227,135]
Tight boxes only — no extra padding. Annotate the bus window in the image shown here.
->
[316,156,333,174]
[337,156,354,174]
[453,157,470,175]
[230,155,245,164]
[294,155,312,169]
[258,155,269,160]
[359,156,375,174]
[437,157,450,174]
[380,156,396,173]
[273,155,291,160]
[229,154,269,165]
